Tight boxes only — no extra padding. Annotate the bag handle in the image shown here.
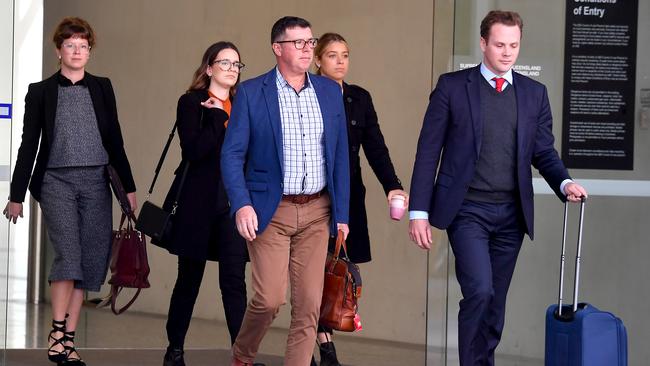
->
[107,165,136,219]
[327,230,350,273]
[333,230,349,258]
[117,212,137,229]
[110,286,142,315]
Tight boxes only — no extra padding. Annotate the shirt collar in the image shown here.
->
[57,70,87,87]
[275,66,312,92]
[479,63,513,87]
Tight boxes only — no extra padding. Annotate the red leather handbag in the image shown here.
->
[104,165,151,315]
[319,231,362,332]
[107,213,151,315]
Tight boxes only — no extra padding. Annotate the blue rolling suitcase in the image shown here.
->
[545,198,628,366]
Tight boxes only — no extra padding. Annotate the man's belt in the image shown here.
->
[282,190,324,204]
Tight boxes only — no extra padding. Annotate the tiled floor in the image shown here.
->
[4,303,544,365]
[5,302,427,365]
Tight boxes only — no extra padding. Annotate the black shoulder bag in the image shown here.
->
[135,119,190,247]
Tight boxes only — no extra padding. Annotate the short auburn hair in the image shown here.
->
[52,17,96,49]
[480,10,523,41]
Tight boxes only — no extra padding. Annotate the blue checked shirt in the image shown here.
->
[276,68,327,195]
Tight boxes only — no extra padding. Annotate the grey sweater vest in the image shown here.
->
[466,77,518,203]
[48,85,109,168]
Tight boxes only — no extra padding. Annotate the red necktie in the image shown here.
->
[492,77,505,92]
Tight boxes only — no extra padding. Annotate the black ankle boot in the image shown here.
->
[319,341,341,366]
[163,346,185,366]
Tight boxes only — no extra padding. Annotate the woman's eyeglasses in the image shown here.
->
[213,59,245,72]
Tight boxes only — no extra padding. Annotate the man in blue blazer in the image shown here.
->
[409,11,587,366]
[221,16,349,366]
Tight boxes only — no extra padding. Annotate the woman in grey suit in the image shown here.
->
[3,17,136,366]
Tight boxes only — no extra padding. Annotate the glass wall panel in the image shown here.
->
[4,0,43,358]
[438,1,650,365]
[0,1,15,364]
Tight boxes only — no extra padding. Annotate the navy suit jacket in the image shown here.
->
[221,68,350,235]
[410,66,570,239]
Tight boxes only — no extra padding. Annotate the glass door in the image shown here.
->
[430,0,650,365]
[0,1,15,364]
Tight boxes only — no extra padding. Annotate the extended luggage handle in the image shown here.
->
[557,197,586,317]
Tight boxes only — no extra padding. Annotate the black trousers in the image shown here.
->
[166,255,247,347]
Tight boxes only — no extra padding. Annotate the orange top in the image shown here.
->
[208,90,231,127]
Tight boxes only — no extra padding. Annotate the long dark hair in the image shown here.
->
[187,41,242,97]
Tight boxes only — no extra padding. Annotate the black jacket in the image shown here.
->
[10,71,136,203]
[162,90,246,262]
[342,83,402,263]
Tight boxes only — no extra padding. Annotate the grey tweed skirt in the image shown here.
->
[39,166,112,291]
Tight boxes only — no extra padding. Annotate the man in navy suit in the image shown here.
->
[409,10,587,366]
[221,16,349,366]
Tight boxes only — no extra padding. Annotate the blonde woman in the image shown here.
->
[312,33,408,366]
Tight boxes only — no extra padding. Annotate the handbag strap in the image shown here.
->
[146,109,204,206]
[327,230,350,273]
[146,120,179,195]
[333,230,349,259]
[170,161,190,215]
[107,165,134,218]
[118,212,137,229]
[110,286,142,315]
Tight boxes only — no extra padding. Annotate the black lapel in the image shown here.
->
[85,73,109,138]
[466,66,482,159]
[513,72,528,159]
[43,74,59,141]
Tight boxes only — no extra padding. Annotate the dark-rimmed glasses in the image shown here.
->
[213,59,245,72]
[275,38,318,50]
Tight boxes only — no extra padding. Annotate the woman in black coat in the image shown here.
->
[161,42,250,366]
[311,33,409,366]
[4,17,136,366]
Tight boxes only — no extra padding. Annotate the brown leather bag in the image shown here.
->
[107,213,151,315]
[319,230,362,332]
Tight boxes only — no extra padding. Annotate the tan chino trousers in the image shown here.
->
[232,194,331,366]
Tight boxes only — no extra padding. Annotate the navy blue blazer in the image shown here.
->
[410,66,570,239]
[221,68,350,235]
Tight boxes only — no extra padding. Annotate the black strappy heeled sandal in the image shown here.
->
[60,330,86,366]
[47,318,67,363]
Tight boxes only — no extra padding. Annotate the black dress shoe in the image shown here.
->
[319,341,341,366]
[163,346,185,366]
